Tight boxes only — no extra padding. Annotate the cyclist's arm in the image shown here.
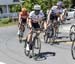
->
[47,10,51,25]
[28,18,32,28]
[26,12,29,23]
[19,13,22,24]
[28,11,34,28]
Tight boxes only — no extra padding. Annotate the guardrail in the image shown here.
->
[0,12,19,18]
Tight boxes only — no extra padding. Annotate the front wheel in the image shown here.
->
[18,30,24,43]
[24,40,30,56]
[69,25,75,41]
[32,38,41,57]
[71,41,75,59]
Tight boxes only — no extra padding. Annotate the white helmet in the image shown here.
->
[34,4,41,10]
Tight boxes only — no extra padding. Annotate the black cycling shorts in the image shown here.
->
[50,13,58,21]
[32,22,40,29]
[21,18,27,24]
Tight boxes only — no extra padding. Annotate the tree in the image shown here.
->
[10,0,71,12]
[71,0,75,8]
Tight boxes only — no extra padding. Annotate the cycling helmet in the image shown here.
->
[57,1,63,7]
[34,4,41,10]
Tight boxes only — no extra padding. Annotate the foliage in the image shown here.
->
[9,4,21,12]
[0,18,12,24]
[9,0,72,12]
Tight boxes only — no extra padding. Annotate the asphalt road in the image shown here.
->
[0,19,75,64]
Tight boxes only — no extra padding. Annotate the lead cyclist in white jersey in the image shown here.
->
[26,4,47,52]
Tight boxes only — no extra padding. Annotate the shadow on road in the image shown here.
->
[34,52,56,61]
[63,22,71,25]
[49,36,70,45]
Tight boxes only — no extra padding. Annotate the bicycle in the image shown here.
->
[44,19,59,44]
[18,22,25,43]
[69,25,75,59]
[24,28,41,58]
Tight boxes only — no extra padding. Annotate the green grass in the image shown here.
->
[0,22,17,27]
[0,18,17,27]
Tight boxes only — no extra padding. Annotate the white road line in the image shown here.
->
[0,62,6,64]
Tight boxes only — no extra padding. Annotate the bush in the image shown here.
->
[0,18,12,24]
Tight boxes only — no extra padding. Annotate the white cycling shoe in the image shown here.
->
[26,44,30,51]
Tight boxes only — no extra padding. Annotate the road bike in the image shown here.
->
[24,28,41,58]
[44,19,59,44]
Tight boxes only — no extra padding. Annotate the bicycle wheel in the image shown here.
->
[24,40,30,56]
[71,41,75,59]
[18,30,23,43]
[18,34,23,43]
[44,26,54,43]
[32,37,41,57]
[44,32,48,43]
[70,25,75,41]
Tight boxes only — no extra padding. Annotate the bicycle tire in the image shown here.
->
[44,26,54,43]
[71,41,75,59]
[69,25,75,41]
[18,35,22,43]
[24,40,30,56]
[44,32,48,43]
[32,37,41,57]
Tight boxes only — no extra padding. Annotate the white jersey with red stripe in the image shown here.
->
[29,11,44,23]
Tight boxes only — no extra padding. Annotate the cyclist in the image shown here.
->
[47,1,64,34]
[26,4,47,54]
[17,7,29,37]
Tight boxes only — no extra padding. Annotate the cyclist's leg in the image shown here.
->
[44,21,47,30]
[60,13,65,23]
[53,15,59,36]
[26,30,33,51]
[18,19,27,36]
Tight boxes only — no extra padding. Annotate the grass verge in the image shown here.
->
[0,18,18,27]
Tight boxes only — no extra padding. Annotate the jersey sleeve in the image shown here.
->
[40,11,45,20]
[29,11,34,19]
